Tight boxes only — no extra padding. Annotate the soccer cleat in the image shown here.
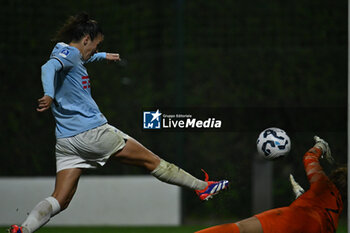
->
[8,225,23,233]
[195,169,229,201]
[289,174,304,199]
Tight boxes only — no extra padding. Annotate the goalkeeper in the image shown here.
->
[196,136,347,233]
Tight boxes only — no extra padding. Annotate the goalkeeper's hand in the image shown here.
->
[314,136,334,164]
[289,174,304,199]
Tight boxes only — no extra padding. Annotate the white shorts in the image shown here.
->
[55,124,130,172]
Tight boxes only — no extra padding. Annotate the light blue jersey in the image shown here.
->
[41,42,107,138]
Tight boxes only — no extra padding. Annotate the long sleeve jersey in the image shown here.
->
[256,147,343,233]
[41,42,108,138]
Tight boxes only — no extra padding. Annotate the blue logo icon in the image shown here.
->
[59,49,70,58]
[143,110,162,129]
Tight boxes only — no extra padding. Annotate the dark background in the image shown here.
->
[1,0,347,224]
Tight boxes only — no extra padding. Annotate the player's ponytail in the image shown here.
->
[52,12,103,43]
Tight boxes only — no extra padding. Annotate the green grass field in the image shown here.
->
[1,226,201,233]
[0,224,347,233]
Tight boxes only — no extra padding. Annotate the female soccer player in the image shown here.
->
[9,12,228,233]
[195,136,347,233]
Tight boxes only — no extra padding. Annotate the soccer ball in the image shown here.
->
[256,127,291,160]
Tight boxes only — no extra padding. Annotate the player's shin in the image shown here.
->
[151,159,207,190]
[21,197,61,233]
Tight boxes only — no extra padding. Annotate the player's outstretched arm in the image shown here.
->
[106,53,120,61]
[303,136,332,184]
[85,52,120,63]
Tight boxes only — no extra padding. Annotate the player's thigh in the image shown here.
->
[112,137,160,171]
[52,168,83,210]
[236,216,263,233]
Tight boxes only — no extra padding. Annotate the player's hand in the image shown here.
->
[106,53,120,61]
[289,174,304,199]
[314,136,334,164]
[37,95,53,112]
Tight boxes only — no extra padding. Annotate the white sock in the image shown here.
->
[151,159,207,190]
[22,197,61,233]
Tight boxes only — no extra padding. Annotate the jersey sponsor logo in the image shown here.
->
[82,76,90,89]
[59,49,70,58]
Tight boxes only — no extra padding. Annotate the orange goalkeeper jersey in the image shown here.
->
[256,147,343,233]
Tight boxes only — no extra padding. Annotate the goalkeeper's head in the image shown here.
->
[329,166,347,203]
